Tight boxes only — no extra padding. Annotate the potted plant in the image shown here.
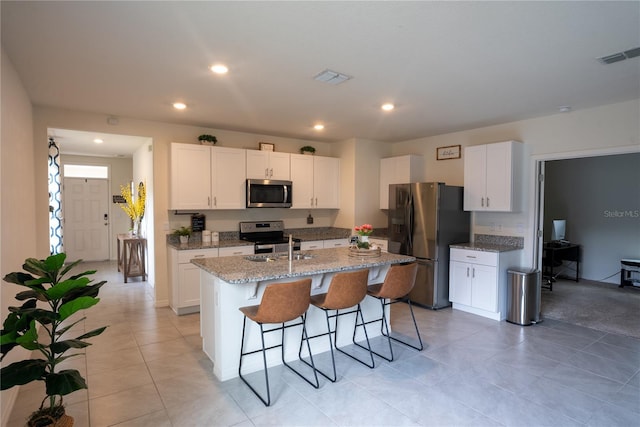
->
[174,226,192,244]
[1,253,107,427]
[300,145,316,155]
[198,134,217,146]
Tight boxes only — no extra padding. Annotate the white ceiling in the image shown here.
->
[2,1,639,155]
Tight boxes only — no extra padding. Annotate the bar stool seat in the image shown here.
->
[355,262,423,362]
[238,278,319,406]
[300,269,375,382]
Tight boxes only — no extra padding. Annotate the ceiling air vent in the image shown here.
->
[313,69,352,85]
[597,47,640,64]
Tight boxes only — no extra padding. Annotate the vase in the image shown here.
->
[359,235,369,243]
[132,219,142,236]
[179,235,189,244]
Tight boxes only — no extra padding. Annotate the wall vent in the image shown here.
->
[313,69,352,85]
[597,47,640,64]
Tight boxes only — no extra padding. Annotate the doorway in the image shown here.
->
[63,177,110,261]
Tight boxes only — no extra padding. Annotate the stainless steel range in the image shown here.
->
[239,221,301,254]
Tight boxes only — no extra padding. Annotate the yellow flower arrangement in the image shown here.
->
[119,182,146,223]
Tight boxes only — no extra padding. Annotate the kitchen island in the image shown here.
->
[192,247,415,381]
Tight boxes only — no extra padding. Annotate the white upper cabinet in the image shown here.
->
[290,154,340,209]
[379,155,423,209]
[170,143,212,210]
[246,150,290,180]
[463,140,523,212]
[170,143,246,210]
[212,146,247,209]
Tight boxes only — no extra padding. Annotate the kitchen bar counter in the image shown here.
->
[192,247,413,283]
[193,247,415,381]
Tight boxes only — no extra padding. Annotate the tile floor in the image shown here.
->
[6,261,640,426]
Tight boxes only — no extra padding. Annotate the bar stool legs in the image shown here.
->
[354,263,423,362]
[238,279,319,407]
[299,269,375,382]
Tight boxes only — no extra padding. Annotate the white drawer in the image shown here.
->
[219,245,254,257]
[178,248,218,264]
[324,238,349,248]
[450,248,498,266]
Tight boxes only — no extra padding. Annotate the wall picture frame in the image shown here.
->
[259,142,275,152]
[436,144,461,160]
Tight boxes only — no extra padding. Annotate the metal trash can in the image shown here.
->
[506,268,541,326]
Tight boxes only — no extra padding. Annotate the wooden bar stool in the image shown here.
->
[238,278,319,406]
[300,269,375,382]
[355,262,423,362]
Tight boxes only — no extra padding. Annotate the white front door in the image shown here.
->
[63,178,110,261]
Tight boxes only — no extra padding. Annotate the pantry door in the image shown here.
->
[63,178,110,261]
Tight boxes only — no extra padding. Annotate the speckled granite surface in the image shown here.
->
[450,234,524,253]
[167,227,388,250]
[191,247,415,284]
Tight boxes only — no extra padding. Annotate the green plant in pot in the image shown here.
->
[174,226,192,243]
[198,134,217,145]
[300,145,316,155]
[1,253,107,427]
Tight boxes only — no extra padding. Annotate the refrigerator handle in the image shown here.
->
[407,194,414,250]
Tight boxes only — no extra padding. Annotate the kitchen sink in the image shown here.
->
[245,253,314,262]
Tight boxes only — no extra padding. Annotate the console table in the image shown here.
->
[542,243,580,289]
[117,234,147,283]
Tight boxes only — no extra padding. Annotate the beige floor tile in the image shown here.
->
[111,410,173,426]
[133,325,182,346]
[87,345,146,375]
[145,351,212,383]
[138,337,196,362]
[89,383,164,426]
[87,362,153,399]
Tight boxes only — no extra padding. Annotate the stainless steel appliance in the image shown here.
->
[388,182,470,309]
[239,220,301,254]
[246,179,292,208]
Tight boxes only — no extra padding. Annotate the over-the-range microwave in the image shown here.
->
[246,179,292,208]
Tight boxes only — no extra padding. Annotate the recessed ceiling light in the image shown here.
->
[558,106,572,113]
[210,64,229,74]
[173,102,187,110]
[381,103,395,111]
[314,124,325,131]
[93,138,103,144]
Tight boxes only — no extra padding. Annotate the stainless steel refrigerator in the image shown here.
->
[388,182,470,309]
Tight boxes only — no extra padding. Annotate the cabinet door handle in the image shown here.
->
[208,196,211,207]
[466,267,469,277]
[481,197,485,207]
[486,197,490,207]
[472,268,475,278]
[265,168,269,178]
[270,168,273,177]
[315,197,318,206]
[310,197,314,207]
[194,255,205,258]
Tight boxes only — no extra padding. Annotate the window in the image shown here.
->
[63,164,109,179]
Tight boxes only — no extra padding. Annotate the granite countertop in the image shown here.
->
[167,227,388,250]
[191,247,415,284]
[450,242,522,253]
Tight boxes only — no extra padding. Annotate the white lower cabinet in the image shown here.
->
[301,238,350,251]
[449,247,520,320]
[168,247,218,315]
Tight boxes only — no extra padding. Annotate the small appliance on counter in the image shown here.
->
[239,220,301,254]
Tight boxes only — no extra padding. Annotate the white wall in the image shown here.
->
[391,99,640,267]
[0,48,38,426]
